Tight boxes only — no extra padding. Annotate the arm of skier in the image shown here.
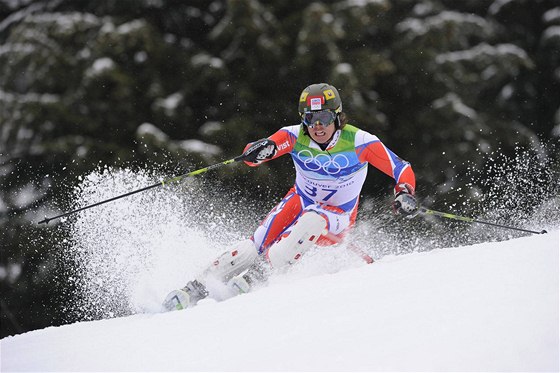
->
[357,139,415,190]
[356,133,418,215]
[242,127,296,167]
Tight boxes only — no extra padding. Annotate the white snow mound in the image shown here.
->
[1,230,558,371]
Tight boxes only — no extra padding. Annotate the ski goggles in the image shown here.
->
[302,110,337,128]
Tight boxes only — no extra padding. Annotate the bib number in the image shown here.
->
[304,185,338,201]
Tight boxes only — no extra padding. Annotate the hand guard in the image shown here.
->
[242,138,277,164]
[393,183,418,216]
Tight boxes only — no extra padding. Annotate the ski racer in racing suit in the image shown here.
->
[242,83,417,262]
[163,83,418,310]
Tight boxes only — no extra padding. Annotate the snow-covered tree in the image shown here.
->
[1,0,558,337]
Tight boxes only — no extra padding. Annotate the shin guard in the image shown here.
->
[266,212,327,269]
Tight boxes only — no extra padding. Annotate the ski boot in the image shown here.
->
[162,279,209,311]
[227,256,270,295]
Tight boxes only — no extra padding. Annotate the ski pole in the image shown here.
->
[323,231,374,264]
[418,206,547,235]
[38,155,247,225]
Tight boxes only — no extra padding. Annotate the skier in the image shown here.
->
[164,83,418,310]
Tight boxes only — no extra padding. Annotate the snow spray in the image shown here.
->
[60,167,258,320]
[59,144,559,321]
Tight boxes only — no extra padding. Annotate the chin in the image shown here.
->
[311,135,326,144]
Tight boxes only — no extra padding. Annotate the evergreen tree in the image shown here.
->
[1,0,558,337]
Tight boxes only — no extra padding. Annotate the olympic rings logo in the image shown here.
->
[296,149,350,175]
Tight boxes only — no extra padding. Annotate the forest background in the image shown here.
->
[1,0,559,337]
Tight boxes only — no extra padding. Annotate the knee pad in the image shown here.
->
[203,239,258,282]
[266,211,327,269]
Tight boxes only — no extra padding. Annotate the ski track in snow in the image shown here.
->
[2,229,558,371]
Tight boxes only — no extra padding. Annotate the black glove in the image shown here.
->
[393,183,418,216]
[242,138,277,164]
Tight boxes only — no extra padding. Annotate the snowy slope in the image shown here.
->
[2,230,558,372]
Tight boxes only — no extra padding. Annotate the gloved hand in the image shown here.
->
[242,138,277,164]
[393,183,418,216]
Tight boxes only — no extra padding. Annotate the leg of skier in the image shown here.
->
[265,210,327,267]
[163,188,355,311]
[230,193,356,291]
[225,187,306,293]
[202,239,258,283]
[252,187,305,255]
[265,203,352,268]
[163,238,259,311]
[165,195,300,311]
[227,209,328,295]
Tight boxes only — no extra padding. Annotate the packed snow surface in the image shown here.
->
[2,229,558,371]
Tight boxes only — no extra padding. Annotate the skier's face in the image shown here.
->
[308,121,336,145]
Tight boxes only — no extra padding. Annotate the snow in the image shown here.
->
[12,182,41,208]
[154,92,184,115]
[0,42,35,57]
[554,109,560,138]
[30,12,99,32]
[338,0,387,8]
[335,62,353,74]
[396,11,492,39]
[0,195,6,213]
[134,50,147,63]
[136,122,169,143]
[435,43,530,65]
[86,57,115,76]
[489,0,516,16]
[0,89,59,104]
[178,139,221,156]
[542,26,560,44]
[0,263,22,283]
[116,19,147,35]
[191,53,224,69]
[543,7,560,24]
[136,123,222,157]
[433,93,478,119]
[2,229,558,371]
[0,2,45,33]
[198,121,223,136]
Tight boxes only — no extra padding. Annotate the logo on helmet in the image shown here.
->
[310,97,322,110]
[324,89,336,100]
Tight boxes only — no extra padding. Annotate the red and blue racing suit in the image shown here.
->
[246,123,416,254]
